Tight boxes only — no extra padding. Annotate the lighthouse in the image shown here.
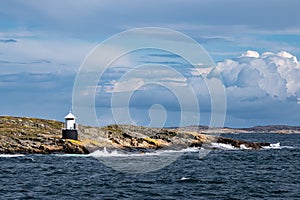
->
[62,111,78,140]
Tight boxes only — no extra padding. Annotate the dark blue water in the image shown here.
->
[1,133,300,199]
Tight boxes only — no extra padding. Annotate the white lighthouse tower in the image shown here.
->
[62,111,78,140]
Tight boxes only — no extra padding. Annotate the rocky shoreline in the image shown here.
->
[0,116,298,154]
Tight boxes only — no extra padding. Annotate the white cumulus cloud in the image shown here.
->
[213,50,300,101]
[241,50,260,58]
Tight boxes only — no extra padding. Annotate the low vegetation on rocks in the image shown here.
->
[1,116,295,154]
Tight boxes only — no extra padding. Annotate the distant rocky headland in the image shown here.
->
[0,116,299,154]
[175,125,300,134]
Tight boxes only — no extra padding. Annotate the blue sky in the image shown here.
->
[0,0,300,127]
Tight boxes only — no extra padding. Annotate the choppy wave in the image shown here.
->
[55,154,90,157]
[1,134,299,199]
[209,143,237,150]
[0,154,24,158]
[261,142,295,150]
[54,147,202,158]
[204,142,289,150]
[90,147,201,158]
[262,142,281,149]
[180,177,191,181]
[55,142,296,158]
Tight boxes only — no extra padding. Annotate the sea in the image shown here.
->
[0,133,299,199]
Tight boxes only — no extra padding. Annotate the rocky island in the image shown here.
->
[0,116,299,154]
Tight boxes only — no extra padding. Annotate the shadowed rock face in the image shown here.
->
[0,116,272,154]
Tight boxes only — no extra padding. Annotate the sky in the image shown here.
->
[0,0,300,127]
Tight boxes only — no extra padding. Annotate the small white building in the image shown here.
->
[64,111,77,130]
[62,111,78,140]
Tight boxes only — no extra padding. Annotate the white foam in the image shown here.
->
[262,142,282,150]
[210,143,237,150]
[180,177,190,181]
[90,148,133,157]
[158,147,201,154]
[55,154,90,157]
[240,144,252,150]
[55,150,159,158]
[206,142,287,150]
[280,146,296,149]
[0,154,24,158]
[271,142,281,148]
[89,147,202,158]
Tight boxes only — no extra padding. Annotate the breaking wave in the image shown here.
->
[90,147,201,158]
[261,142,295,150]
[203,142,290,150]
[89,147,209,173]
[56,142,295,159]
